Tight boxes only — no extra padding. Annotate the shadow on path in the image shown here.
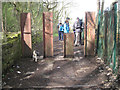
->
[2,37,107,89]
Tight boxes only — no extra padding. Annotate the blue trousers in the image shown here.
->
[58,31,64,40]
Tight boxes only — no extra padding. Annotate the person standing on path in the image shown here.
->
[57,21,63,40]
[79,19,84,45]
[59,23,64,41]
[64,18,70,33]
[74,17,81,46]
[73,22,76,43]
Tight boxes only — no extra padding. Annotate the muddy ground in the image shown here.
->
[2,37,120,89]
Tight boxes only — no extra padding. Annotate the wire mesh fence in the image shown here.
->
[96,2,119,74]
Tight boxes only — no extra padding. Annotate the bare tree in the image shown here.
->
[43,0,58,11]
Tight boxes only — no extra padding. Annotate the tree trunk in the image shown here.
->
[101,0,104,14]
[4,6,7,33]
[2,17,4,32]
[96,0,100,30]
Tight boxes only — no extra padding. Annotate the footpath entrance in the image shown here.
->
[20,12,95,58]
[3,12,112,89]
[3,36,108,89]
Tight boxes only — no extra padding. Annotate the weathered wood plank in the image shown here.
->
[84,12,95,56]
[64,33,74,58]
[43,12,53,58]
[20,13,32,58]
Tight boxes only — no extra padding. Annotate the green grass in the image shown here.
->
[53,33,58,37]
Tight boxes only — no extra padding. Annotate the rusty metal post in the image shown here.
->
[64,33,74,58]
[20,13,32,58]
[84,12,95,56]
[43,12,53,58]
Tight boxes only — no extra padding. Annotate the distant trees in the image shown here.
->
[2,0,72,33]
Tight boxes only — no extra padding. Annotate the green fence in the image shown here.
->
[96,2,119,74]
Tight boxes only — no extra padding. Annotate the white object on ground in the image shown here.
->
[57,66,61,69]
[17,71,21,74]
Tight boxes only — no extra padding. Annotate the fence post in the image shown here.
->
[113,3,117,72]
[20,13,32,58]
[118,0,120,73]
[43,12,53,58]
[104,11,108,63]
[64,33,74,58]
[0,1,2,89]
[84,12,96,56]
[84,13,87,56]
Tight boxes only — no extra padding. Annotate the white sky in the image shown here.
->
[58,0,115,24]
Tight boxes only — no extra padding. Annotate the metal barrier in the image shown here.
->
[96,2,119,74]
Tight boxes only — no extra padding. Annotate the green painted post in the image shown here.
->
[113,3,117,72]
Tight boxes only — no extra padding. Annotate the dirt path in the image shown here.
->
[2,37,109,89]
